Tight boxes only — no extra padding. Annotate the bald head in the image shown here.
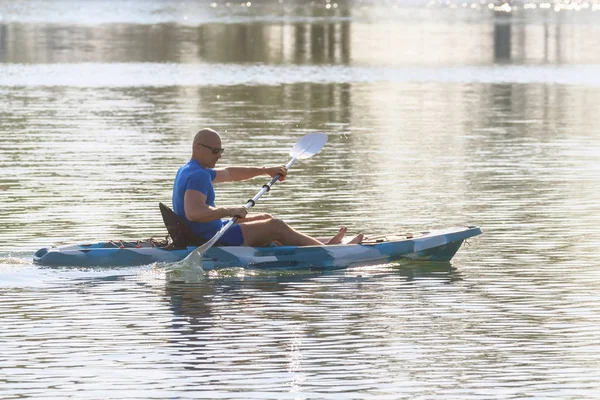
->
[193,128,220,148]
[192,128,223,168]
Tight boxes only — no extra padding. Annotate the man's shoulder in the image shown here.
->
[179,160,208,173]
[183,161,215,182]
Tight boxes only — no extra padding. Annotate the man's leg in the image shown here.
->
[238,218,323,247]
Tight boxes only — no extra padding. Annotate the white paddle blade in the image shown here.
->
[180,247,204,268]
[181,222,229,265]
[289,132,328,160]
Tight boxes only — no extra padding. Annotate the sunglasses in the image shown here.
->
[198,143,225,155]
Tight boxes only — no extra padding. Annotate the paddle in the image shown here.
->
[180,132,328,267]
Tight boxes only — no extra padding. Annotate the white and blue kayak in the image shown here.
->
[33,226,481,269]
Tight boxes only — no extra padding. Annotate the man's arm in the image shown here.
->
[184,190,247,222]
[214,165,287,184]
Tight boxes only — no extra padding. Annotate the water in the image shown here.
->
[2,0,600,398]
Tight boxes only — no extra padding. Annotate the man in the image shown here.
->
[172,128,363,247]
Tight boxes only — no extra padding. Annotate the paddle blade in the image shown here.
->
[180,246,205,268]
[180,234,217,268]
[290,132,328,160]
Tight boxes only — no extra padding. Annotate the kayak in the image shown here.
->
[33,226,482,269]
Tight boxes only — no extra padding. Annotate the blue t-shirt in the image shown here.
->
[172,159,224,237]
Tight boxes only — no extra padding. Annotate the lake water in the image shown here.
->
[1,0,600,398]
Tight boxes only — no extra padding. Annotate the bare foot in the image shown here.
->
[347,233,364,245]
[326,226,347,245]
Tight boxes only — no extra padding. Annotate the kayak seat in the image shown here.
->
[159,202,225,249]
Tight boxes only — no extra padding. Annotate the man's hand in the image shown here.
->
[265,165,288,181]
[226,207,248,219]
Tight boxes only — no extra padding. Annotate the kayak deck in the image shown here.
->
[33,226,482,269]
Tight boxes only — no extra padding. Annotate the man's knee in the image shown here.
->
[269,218,288,232]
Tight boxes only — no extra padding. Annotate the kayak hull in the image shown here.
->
[33,226,482,270]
